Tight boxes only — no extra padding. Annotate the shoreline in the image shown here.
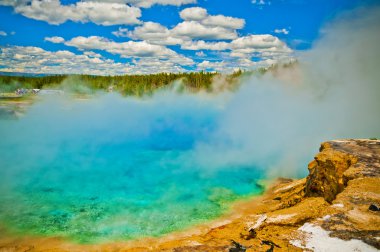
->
[0,178,288,251]
[1,139,379,251]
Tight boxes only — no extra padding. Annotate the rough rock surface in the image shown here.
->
[0,139,379,252]
[305,139,380,202]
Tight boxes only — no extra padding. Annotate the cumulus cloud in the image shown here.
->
[181,40,230,50]
[179,7,245,29]
[45,35,194,70]
[274,28,289,35]
[0,0,197,24]
[121,22,185,45]
[44,36,65,43]
[62,36,192,62]
[0,45,192,75]
[171,21,238,40]
[0,46,131,75]
[197,60,226,71]
[131,57,189,73]
[195,51,206,57]
[112,7,247,48]
[231,34,285,49]
[123,18,241,43]
[180,7,207,21]
[111,5,290,67]
[118,7,245,43]
[195,57,283,73]
[1,1,291,72]
[82,0,196,8]
[230,34,292,58]
[180,34,292,62]
[170,7,244,40]
[112,27,130,37]
[0,0,142,25]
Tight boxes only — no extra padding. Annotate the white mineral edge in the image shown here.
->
[291,223,378,252]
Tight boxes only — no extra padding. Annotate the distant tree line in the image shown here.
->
[0,64,294,96]
[0,72,238,96]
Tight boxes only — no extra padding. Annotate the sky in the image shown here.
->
[0,0,378,75]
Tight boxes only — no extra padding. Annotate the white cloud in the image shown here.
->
[180,34,292,60]
[112,7,245,44]
[274,28,289,35]
[164,7,244,40]
[82,0,196,8]
[252,0,267,5]
[179,7,245,29]
[63,36,187,60]
[0,2,292,72]
[202,15,245,30]
[172,21,238,40]
[123,22,185,45]
[195,51,206,57]
[196,57,287,73]
[0,31,7,36]
[131,58,189,73]
[122,18,239,44]
[0,45,193,75]
[134,0,196,7]
[231,34,285,49]
[50,35,194,68]
[112,27,130,37]
[181,40,229,50]
[45,36,65,43]
[229,34,292,59]
[180,7,208,21]
[83,51,103,58]
[0,0,142,25]
[0,46,131,75]
[197,60,226,71]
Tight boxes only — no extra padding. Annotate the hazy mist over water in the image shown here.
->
[0,7,379,243]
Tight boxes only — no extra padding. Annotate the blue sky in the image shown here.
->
[0,0,378,75]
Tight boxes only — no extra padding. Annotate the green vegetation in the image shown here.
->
[0,62,298,96]
[0,70,261,96]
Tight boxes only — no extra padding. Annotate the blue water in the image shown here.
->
[0,94,264,243]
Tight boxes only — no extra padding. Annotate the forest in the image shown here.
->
[0,69,266,96]
[0,62,298,96]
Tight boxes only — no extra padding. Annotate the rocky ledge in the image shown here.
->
[156,139,380,252]
[0,139,379,252]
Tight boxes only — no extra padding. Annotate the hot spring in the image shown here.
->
[1,9,380,242]
[0,92,266,243]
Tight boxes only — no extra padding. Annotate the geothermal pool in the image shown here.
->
[0,94,264,243]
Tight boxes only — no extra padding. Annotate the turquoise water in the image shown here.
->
[0,94,264,243]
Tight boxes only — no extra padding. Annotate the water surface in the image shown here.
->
[0,94,264,243]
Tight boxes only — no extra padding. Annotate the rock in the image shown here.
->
[229,240,246,252]
[305,139,380,202]
[261,240,281,252]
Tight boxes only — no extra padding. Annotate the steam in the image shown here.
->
[192,7,380,177]
[1,7,380,180]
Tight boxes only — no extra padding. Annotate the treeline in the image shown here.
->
[0,63,292,96]
[0,71,247,96]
